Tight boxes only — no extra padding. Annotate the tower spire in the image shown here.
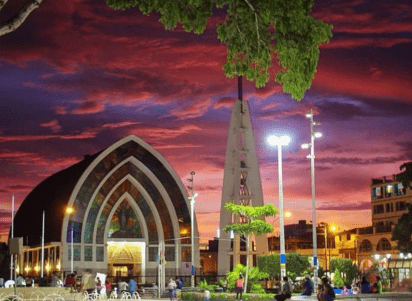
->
[218,89,267,275]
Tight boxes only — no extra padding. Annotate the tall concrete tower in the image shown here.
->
[217,92,268,275]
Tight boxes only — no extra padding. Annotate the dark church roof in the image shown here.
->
[13,152,101,246]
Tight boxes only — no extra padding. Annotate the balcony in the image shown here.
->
[359,227,373,235]
[375,225,392,233]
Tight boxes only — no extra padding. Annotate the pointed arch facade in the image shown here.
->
[57,135,199,278]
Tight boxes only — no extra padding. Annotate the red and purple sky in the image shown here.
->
[0,0,411,243]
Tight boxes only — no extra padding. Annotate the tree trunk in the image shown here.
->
[244,233,250,293]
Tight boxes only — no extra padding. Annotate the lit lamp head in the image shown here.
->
[66,206,75,215]
[306,112,313,118]
[267,135,291,147]
[314,132,322,138]
[284,211,292,218]
[330,225,337,232]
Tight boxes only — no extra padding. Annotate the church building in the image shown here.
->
[12,135,199,283]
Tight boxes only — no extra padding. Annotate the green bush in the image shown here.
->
[226,264,268,292]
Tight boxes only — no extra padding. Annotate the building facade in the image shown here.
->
[12,135,199,283]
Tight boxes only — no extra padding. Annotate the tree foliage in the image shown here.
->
[0,0,45,36]
[332,268,344,288]
[257,253,311,280]
[394,161,412,189]
[104,0,333,101]
[224,202,277,236]
[330,257,357,284]
[391,204,412,253]
[223,202,277,292]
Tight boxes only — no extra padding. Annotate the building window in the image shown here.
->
[376,238,392,251]
[347,233,351,241]
[165,247,175,262]
[84,246,93,261]
[359,240,372,252]
[373,205,384,214]
[182,246,191,262]
[372,187,382,199]
[386,203,393,213]
[385,185,393,198]
[68,246,81,261]
[148,247,158,262]
[395,183,404,196]
[96,246,104,262]
[396,201,406,211]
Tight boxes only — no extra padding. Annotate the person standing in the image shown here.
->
[275,276,292,301]
[105,280,112,298]
[81,269,96,295]
[129,278,136,295]
[204,288,211,301]
[222,278,228,292]
[235,274,244,301]
[168,278,177,301]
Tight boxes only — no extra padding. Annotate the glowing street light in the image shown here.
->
[301,109,322,291]
[267,134,290,278]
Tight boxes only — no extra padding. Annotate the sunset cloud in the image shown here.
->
[40,119,61,133]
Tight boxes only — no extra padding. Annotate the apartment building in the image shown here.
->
[371,175,411,227]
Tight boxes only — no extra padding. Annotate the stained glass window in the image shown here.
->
[84,246,93,261]
[107,200,143,239]
[96,246,104,262]
[68,246,81,261]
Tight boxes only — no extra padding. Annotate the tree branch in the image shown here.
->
[242,0,261,52]
[0,0,44,37]
[0,0,10,12]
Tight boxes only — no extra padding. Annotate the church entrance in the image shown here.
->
[107,241,145,282]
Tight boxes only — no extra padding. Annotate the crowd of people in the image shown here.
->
[271,273,384,301]
[167,277,184,301]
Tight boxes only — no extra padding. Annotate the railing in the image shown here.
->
[375,225,392,233]
[359,227,373,235]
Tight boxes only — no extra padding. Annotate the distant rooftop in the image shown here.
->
[371,175,397,185]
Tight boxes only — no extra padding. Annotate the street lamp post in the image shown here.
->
[302,109,322,291]
[187,171,197,288]
[321,222,336,274]
[267,135,290,278]
[324,223,328,272]
[66,206,75,274]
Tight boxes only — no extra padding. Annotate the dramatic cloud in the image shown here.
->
[168,98,212,119]
[40,119,61,133]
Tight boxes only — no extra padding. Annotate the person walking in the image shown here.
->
[275,276,292,301]
[235,274,244,301]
